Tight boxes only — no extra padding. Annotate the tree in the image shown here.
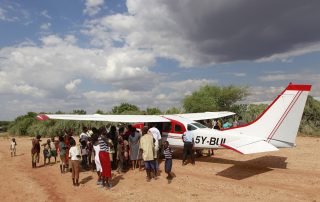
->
[299,95,320,135]
[146,107,162,115]
[95,109,104,114]
[72,109,86,114]
[111,103,140,114]
[165,107,183,114]
[183,85,249,112]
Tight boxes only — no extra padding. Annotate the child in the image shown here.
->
[80,141,88,170]
[10,138,17,157]
[59,136,67,173]
[50,137,57,163]
[42,139,51,166]
[116,134,125,173]
[163,141,173,180]
[69,138,81,186]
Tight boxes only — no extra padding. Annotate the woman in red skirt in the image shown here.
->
[98,127,112,188]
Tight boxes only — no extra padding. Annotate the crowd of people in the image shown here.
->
[18,115,243,188]
[29,123,176,188]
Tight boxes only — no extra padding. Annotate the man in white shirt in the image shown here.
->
[182,125,195,165]
[148,124,162,177]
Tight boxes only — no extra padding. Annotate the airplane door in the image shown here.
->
[166,122,185,148]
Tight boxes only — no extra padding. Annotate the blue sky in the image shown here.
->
[1,0,320,120]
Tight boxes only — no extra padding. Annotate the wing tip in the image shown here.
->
[36,114,49,121]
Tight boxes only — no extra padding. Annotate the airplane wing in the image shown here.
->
[37,114,170,123]
[221,136,279,154]
[37,111,235,123]
[177,111,235,121]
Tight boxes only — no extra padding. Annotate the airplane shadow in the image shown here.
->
[197,155,288,180]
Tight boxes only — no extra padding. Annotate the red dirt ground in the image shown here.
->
[0,135,319,202]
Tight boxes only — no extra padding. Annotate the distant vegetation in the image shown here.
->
[0,121,11,132]
[7,85,320,137]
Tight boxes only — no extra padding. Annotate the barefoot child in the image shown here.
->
[31,135,41,168]
[59,136,67,173]
[50,137,57,163]
[10,138,17,157]
[69,138,81,186]
[42,139,51,166]
[163,141,173,180]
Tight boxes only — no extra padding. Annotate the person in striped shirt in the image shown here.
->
[163,141,173,180]
[98,127,112,189]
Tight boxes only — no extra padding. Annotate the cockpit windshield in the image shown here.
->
[187,122,208,131]
[192,122,207,129]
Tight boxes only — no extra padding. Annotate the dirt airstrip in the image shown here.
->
[0,135,319,202]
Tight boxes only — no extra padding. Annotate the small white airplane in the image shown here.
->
[37,83,311,155]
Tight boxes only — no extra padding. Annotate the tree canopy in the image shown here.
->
[183,85,249,112]
[111,103,140,114]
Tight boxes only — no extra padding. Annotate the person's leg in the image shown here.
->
[145,161,151,182]
[188,144,195,164]
[167,159,173,179]
[37,152,40,163]
[75,160,80,186]
[165,159,169,177]
[138,160,142,171]
[182,144,188,165]
[32,153,36,168]
[131,160,135,170]
[97,171,102,184]
[36,153,39,166]
[154,158,159,177]
[71,160,76,185]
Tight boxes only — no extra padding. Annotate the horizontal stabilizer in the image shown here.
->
[221,136,279,154]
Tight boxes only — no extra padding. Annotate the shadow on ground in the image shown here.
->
[80,176,93,184]
[202,156,288,180]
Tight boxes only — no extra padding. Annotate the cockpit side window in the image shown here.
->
[187,124,198,131]
[174,124,183,133]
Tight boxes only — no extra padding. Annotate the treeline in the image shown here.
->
[7,85,320,137]
[0,121,11,132]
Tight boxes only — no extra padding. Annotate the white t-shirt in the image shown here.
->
[148,127,161,147]
[69,146,81,160]
[10,141,16,149]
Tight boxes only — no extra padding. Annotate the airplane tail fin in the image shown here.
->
[224,83,311,148]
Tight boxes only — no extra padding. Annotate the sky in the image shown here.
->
[0,0,320,120]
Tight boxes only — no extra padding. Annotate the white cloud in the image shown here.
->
[232,73,246,77]
[82,0,320,67]
[40,10,51,19]
[65,79,82,92]
[0,34,158,100]
[161,79,218,92]
[40,22,51,31]
[82,1,206,67]
[257,42,320,63]
[83,0,104,16]
[0,7,6,21]
[258,72,320,83]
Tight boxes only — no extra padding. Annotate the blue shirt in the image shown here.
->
[223,122,232,129]
[183,131,194,143]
